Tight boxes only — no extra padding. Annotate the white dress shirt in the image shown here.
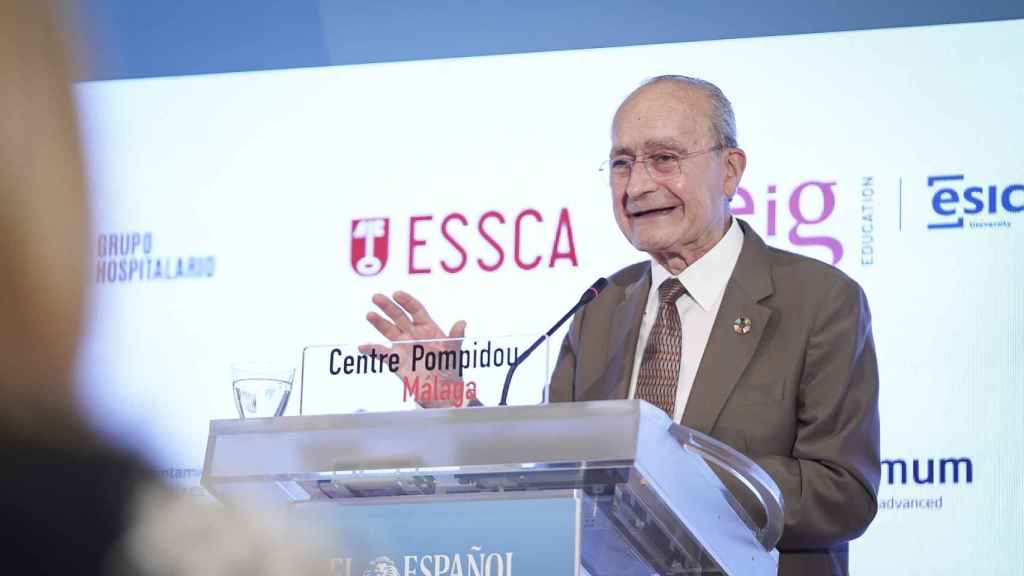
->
[628,218,744,421]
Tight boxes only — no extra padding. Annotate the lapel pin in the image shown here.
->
[733,317,752,335]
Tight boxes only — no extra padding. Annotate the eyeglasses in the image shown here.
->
[599,145,726,185]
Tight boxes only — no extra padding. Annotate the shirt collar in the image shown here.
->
[649,217,744,311]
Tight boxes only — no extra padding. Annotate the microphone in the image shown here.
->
[499,277,608,406]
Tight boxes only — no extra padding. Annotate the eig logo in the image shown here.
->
[349,208,577,276]
[732,180,843,265]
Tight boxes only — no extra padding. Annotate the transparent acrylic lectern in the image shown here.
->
[201,400,783,575]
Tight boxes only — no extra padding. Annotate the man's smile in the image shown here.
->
[628,205,681,218]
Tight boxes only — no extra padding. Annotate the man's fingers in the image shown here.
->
[446,320,467,350]
[372,293,414,333]
[449,320,466,339]
[357,343,395,357]
[394,291,436,327]
[366,311,404,341]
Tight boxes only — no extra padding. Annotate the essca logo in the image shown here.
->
[348,208,578,277]
[927,174,1023,229]
[351,218,390,276]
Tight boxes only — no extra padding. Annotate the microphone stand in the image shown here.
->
[499,278,607,406]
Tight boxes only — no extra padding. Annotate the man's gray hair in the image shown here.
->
[640,75,738,148]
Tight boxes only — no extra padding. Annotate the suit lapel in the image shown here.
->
[583,264,649,401]
[682,220,774,434]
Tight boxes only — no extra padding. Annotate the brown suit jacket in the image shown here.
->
[547,219,880,576]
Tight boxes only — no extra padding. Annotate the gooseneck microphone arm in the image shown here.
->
[499,278,608,406]
[570,298,590,404]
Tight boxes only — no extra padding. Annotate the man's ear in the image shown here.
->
[723,147,747,199]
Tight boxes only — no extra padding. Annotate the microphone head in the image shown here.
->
[580,277,608,303]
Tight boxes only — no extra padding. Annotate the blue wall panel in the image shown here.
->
[69,0,1024,80]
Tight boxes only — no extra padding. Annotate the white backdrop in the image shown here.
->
[75,19,1024,574]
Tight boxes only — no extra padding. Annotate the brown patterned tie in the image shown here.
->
[635,278,687,417]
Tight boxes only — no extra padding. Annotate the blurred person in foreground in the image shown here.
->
[0,3,322,574]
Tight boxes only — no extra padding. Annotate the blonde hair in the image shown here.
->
[0,1,90,436]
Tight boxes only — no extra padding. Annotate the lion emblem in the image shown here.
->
[363,556,400,576]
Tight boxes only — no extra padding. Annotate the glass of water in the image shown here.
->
[231,362,295,419]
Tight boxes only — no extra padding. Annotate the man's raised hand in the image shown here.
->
[365,291,465,344]
[362,291,467,408]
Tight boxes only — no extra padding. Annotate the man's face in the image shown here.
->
[609,83,738,258]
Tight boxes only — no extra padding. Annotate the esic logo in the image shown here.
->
[927,174,1023,229]
[350,208,577,276]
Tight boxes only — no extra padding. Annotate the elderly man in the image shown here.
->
[367,75,880,576]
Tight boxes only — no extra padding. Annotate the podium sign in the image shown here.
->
[292,494,578,576]
[299,335,550,414]
[202,400,782,575]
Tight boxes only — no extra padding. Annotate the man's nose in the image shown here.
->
[624,160,657,198]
